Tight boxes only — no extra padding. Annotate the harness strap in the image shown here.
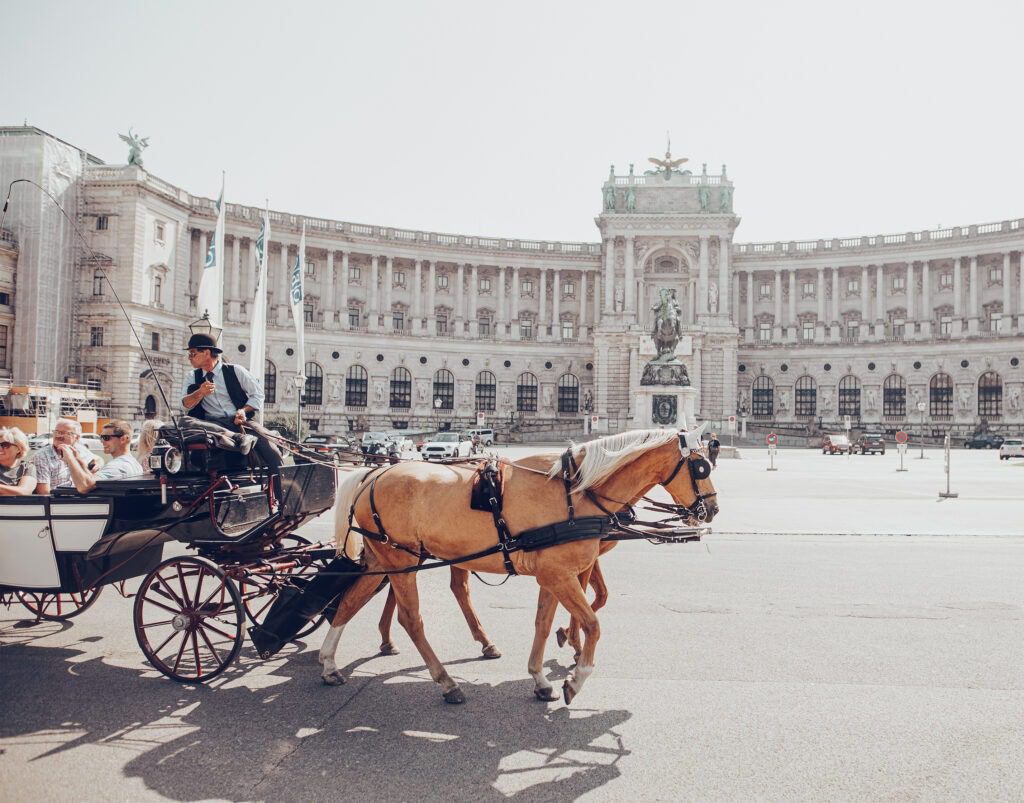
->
[560,449,577,525]
[481,463,517,576]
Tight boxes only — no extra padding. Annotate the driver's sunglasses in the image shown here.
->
[99,432,125,441]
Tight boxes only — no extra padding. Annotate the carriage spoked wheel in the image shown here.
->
[133,555,244,683]
[237,535,330,642]
[15,587,103,621]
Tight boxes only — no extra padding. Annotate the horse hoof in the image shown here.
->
[534,686,557,702]
[321,671,346,686]
[443,687,466,704]
[481,644,501,660]
[379,642,400,656]
[555,628,568,648]
[562,681,577,705]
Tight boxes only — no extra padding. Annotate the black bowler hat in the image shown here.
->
[185,333,223,353]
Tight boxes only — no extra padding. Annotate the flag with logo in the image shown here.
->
[290,221,306,391]
[248,202,270,420]
[196,173,225,328]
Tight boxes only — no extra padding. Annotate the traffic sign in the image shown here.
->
[476,412,486,426]
[842,414,852,431]
[766,432,778,446]
[727,415,737,433]
[895,430,908,444]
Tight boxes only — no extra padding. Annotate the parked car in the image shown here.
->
[998,438,1024,460]
[466,427,496,447]
[421,432,472,460]
[302,433,355,455]
[27,432,52,450]
[854,432,886,455]
[80,435,104,453]
[821,434,853,455]
[964,433,1004,449]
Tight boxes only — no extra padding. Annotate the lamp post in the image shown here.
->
[434,397,442,433]
[294,374,307,442]
[917,400,926,459]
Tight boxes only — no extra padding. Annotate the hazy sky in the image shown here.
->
[6,1,1022,244]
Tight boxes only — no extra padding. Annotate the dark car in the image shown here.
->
[854,432,886,455]
[302,433,355,455]
[964,433,1004,449]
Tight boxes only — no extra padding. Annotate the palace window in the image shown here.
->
[96,215,108,231]
[479,316,491,337]
[93,270,105,296]
[392,310,405,331]
[990,313,1002,333]
[883,374,905,418]
[558,373,579,413]
[348,307,360,327]
[846,321,860,341]
[480,277,491,292]
[939,272,953,289]
[978,371,1002,417]
[433,369,454,410]
[802,321,815,341]
[394,270,405,286]
[151,332,160,352]
[759,282,771,298]
[846,278,859,294]
[305,259,316,277]
[152,275,162,306]
[0,325,7,369]
[939,317,953,336]
[892,275,906,292]
[563,281,575,297]
[390,367,411,409]
[437,274,449,289]
[752,375,773,417]
[154,221,165,244]
[86,378,102,391]
[795,375,816,417]
[929,372,953,416]
[517,372,538,412]
[304,302,314,323]
[345,365,368,407]
[302,362,323,405]
[522,279,533,294]
[348,266,361,281]
[90,326,104,347]
[989,266,1003,283]
[838,375,861,418]
[264,360,277,404]
[758,323,771,342]
[802,280,815,297]
[0,292,8,306]
[891,318,905,338]
[436,314,448,335]
[475,371,496,412]
[520,319,534,340]
[561,320,574,340]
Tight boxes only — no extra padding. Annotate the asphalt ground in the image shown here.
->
[1,447,1021,801]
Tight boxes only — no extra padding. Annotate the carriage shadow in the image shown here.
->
[0,638,632,801]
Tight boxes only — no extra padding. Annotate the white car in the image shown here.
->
[998,438,1024,460]
[28,432,52,450]
[80,435,104,453]
[421,432,472,460]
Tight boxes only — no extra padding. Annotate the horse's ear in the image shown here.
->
[683,422,709,450]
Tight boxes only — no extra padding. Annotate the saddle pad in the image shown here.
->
[470,461,504,512]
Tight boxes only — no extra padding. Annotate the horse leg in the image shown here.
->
[449,566,501,659]
[377,586,401,655]
[387,572,465,704]
[544,575,601,705]
[318,573,388,686]
[556,564,593,658]
[527,585,560,701]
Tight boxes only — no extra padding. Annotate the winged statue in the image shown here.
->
[118,128,150,167]
[648,151,688,171]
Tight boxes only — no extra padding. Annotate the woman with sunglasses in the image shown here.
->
[0,426,38,496]
[61,420,142,494]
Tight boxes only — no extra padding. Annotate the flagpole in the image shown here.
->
[290,221,307,441]
[248,199,270,425]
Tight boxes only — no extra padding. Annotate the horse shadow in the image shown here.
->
[0,632,632,801]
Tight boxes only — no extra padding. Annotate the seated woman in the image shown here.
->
[0,427,38,496]
[134,419,165,472]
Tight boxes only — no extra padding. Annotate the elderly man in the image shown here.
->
[32,418,101,494]
[181,333,282,473]
[61,420,143,493]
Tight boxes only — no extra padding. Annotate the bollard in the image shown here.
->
[938,432,958,498]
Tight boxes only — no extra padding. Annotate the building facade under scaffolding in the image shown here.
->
[0,125,1022,440]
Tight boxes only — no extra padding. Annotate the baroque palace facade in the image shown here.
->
[1,125,1022,439]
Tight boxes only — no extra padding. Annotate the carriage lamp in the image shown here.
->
[149,439,184,476]
[188,312,223,344]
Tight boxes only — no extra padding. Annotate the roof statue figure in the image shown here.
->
[118,128,149,168]
[720,185,733,213]
[647,133,688,181]
[625,186,637,212]
[604,183,616,211]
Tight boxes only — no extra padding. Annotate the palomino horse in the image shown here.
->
[319,426,717,704]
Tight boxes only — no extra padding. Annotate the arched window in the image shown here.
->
[978,371,1002,418]
[839,375,861,418]
[303,362,323,405]
[475,371,496,412]
[144,395,157,418]
[752,375,773,417]
[264,360,277,404]
[433,369,454,410]
[345,365,367,407]
[558,373,579,413]
[883,374,905,418]
[929,372,952,417]
[795,376,816,417]
[390,367,411,409]
[517,372,538,412]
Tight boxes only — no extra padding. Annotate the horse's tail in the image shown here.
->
[334,466,374,560]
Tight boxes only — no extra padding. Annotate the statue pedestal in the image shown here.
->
[634,386,697,429]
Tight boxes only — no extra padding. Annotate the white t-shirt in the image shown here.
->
[95,454,143,481]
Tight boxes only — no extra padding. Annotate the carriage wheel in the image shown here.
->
[238,535,330,641]
[133,555,244,683]
[16,587,103,621]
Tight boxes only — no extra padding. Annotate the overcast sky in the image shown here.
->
[6,0,1022,244]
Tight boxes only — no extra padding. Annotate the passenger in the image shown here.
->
[61,420,143,493]
[180,333,282,473]
[32,418,100,494]
[0,426,38,496]
[134,419,165,472]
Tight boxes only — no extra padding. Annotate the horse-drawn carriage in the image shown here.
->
[0,425,338,682]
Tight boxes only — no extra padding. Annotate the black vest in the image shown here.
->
[186,363,254,421]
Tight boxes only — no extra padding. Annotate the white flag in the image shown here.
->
[290,221,306,386]
[248,203,270,421]
[196,174,225,328]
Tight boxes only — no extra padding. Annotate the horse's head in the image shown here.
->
[659,422,719,524]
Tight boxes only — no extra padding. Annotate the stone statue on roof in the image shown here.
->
[118,128,149,167]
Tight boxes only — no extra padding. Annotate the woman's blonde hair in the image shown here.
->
[135,419,164,465]
[0,426,30,461]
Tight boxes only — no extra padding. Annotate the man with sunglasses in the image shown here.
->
[60,420,142,493]
[32,418,101,494]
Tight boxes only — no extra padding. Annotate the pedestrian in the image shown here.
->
[707,431,721,468]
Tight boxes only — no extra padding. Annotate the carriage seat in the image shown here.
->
[157,424,252,474]
[158,424,224,451]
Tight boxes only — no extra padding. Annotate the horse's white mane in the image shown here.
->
[546,428,679,493]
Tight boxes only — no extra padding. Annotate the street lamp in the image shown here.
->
[434,397,442,432]
[294,374,307,441]
[917,400,926,459]
[188,312,223,344]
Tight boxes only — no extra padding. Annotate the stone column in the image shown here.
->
[324,250,335,329]
[920,260,931,337]
[496,266,505,331]
[860,265,870,325]
[967,255,979,334]
[1001,253,1011,333]
[468,264,478,338]
[624,236,635,313]
[952,257,962,317]
[746,272,754,339]
[277,243,289,326]
[816,267,826,340]
[369,255,380,330]
[732,271,740,328]
[552,270,561,340]
[875,264,885,329]
[340,252,350,330]
[718,236,730,318]
[538,269,547,340]
[773,269,783,339]
[427,261,436,332]
[455,263,465,333]
[603,239,615,312]
[511,267,521,338]
[592,272,601,327]
[384,257,394,326]
[698,236,709,317]
[1018,252,1024,329]
[831,267,840,340]
[788,270,796,340]
[906,261,915,324]
[579,270,588,328]
[412,259,423,330]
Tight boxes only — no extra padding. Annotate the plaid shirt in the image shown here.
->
[32,443,98,488]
